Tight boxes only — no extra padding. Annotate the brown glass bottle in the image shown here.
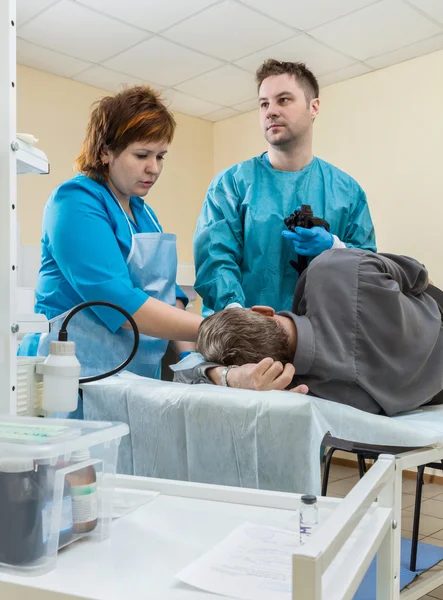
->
[66,450,98,534]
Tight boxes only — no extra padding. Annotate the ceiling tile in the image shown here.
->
[163,0,294,61]
[232,98,259,113]
[73,65,149,92]
[16,38,91,77]
[309,0,442,61]
[318,63,372,87]
[105,37,222,87]
[176,65,257,106]
[75,0,219,33]
[203,107,241,122]
[164,90,222,117]
[407,0,443,26]
[18,0,149,63]
[236,34,355,77]
[366,33,443,70]
[240,0,377,31]
[16,0,58,26]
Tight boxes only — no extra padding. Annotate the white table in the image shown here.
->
[0,457,441,600]
[0,474,338,600]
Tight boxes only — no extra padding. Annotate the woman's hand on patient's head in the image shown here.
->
[227,357,295,391]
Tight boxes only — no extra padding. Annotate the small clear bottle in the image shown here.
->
[299,494,318,545]
[66,450,98,534]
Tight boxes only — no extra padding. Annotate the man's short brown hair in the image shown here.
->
[256,59,319,102]
[196,308,293,366]
[75,85,176,181]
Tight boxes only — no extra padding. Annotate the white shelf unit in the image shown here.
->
[0,0,49,415]
[0,0,18,415]
[16,138,49,175]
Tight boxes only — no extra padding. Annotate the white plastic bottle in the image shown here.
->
[41,341,81,413]
[299,494,318,544]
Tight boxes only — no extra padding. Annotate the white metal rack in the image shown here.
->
[0,0,49,416]
[0,0,19,416]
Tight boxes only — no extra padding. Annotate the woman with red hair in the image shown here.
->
[19,86,202,417]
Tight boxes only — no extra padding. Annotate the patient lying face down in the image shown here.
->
[191,249,443,417]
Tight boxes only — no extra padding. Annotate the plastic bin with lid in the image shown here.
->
[0,415,128,576]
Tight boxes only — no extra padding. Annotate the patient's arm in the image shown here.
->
[208,358,309,394]
[173,356,309,393]
[208,358,294,390]
[172,360,219,384]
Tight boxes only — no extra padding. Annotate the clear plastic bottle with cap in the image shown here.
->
[66,449,98,534]
[0,458,45,565]
[299,494,318,545]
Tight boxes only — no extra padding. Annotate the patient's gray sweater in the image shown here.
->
[175,249,443,416]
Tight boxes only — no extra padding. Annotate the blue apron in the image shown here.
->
[37,196,177,417]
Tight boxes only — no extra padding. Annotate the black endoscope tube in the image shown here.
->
[57,301,140,384]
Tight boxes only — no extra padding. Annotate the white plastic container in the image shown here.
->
[0,416,128,576]
[40,341,81,413]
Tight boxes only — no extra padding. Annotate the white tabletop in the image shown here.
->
[0,476,338,600]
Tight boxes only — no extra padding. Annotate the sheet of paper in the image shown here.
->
[177,522,299,600]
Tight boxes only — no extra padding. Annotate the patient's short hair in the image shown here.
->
[196,308,293,366]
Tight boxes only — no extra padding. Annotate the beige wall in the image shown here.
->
[16,65,213,263]
[214,49,443,287]
[213,109,264,173]
[17,47,443,289]
[316,49,443,287]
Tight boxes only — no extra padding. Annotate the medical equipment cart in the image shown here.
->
[0,454,422,600]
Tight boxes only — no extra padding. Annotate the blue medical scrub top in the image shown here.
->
[194,153,376,313]
[20,174,187,355]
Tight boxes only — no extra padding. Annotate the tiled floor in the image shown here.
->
[326,462,443,599]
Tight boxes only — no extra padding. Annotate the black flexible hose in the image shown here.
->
[57,301,140,384]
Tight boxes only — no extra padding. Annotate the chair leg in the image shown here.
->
[357,454,367,479]
[322,447,336,496]
[410,465,426,571]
